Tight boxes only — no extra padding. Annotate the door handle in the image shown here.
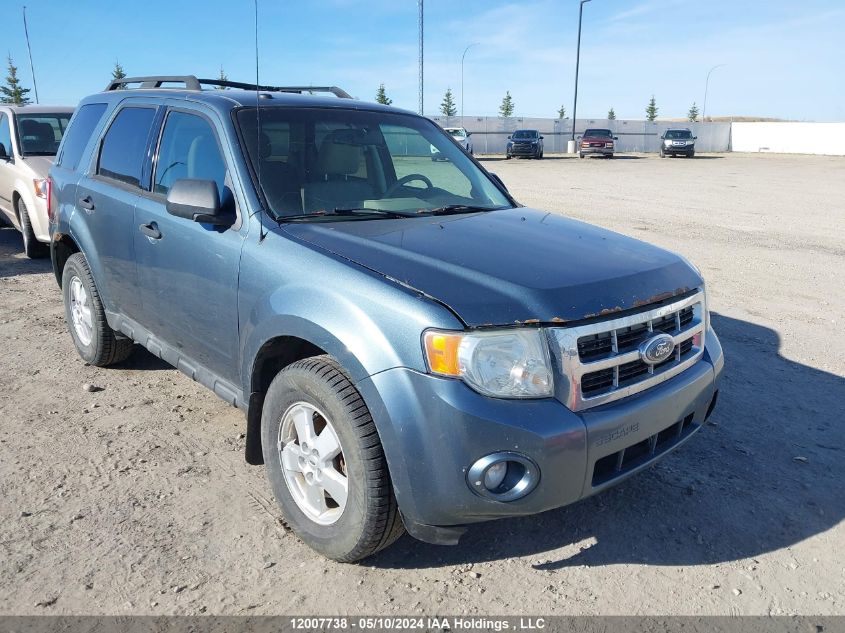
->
[138,222,162,240]
[78,196,95,210]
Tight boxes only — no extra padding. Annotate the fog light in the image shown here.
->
[483,461,507,490]
[467,452,539,502]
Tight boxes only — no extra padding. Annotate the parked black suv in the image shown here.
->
[660,128,697,157]
[506,129,543,159]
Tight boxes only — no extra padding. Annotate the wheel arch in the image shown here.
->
[243,324,372,466]
[51,232,81,287]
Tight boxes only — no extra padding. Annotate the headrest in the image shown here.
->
[317,132,363,176]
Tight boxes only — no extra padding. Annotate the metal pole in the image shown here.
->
[418,0,424,115]
[571,0,591,141]
[461,43,478,126]
[22,6,39,104]
[703,64,725,122]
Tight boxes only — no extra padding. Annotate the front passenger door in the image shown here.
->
[133,108,244,384]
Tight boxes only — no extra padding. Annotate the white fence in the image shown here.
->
[431,117,845,156]
[731,122,845,156]
[429,116,731,154]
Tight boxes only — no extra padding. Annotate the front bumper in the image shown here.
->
[356,327,723,543]
[663,143,695,154]
[580,145,614,155]
[508,144,540,156]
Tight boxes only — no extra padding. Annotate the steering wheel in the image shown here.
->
[384,173,434,198]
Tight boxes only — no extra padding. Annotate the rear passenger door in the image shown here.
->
[77,104,160,317]
[132,107,243,385]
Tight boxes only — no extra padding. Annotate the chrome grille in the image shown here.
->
[549,291,706,411]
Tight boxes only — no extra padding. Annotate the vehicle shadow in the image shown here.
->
[111,346,172,372]
[369,312,844,569]
[0,226,52,278]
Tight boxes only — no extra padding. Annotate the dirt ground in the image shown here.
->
[1,152,843,616]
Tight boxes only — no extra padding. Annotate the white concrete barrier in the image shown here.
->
[731,122,845,156]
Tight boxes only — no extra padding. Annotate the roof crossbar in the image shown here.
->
[104,75,352,99]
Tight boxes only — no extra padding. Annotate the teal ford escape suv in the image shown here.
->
[49,76,724,561]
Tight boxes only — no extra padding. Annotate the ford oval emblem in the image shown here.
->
[639,333,676,365]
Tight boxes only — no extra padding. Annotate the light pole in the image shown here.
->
[461,42,479,126]
[702,64,726,122]
[570,0,592,150]
[22,6,39,104]
[418,0,424,115]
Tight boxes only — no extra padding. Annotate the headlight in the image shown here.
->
[423,329,553,398]
[33,178,49,199]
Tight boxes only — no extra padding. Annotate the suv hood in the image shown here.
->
[282,208,702,327]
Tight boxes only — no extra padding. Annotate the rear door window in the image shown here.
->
[57,103,107,169]
[97,107,157,188]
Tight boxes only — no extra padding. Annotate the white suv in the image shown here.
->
[0,105,74,257]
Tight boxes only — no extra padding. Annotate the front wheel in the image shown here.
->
[688,150,695,158]
[261,356,404,562]
[579,153,584,159]
[17,198,48,259]
[62,252,134,366]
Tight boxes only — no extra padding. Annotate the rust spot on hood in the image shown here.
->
[632,287,690,308]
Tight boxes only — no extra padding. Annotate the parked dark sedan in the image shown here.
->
[506,129,543,159]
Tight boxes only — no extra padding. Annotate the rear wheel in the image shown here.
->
[62,252,134,366]
[261,355,404,562]
[17,198,48,259]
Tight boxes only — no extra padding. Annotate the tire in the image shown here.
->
[579,153,584,159]
[606,154,614,159]
[62,252,134,367]
[261,355,404,562]
[505,154,511,160]
[659,148,665,158]
[17,198,48,259]
[688,150,695,158]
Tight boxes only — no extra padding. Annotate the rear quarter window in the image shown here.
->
[56,103,107,170]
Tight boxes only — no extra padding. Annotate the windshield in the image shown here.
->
[17,113,72,156]
[583,129,612,138]
[512,130,538,139]
[665,130,692,139]
[446,128,466,139]
[236,108,511,219]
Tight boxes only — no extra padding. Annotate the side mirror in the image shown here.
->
[693,136,698,140]
[489,173,508,192]
[0,143,8,160]
[539,135,544,140]
[507,135,512,140]
[466,132,472,137]
[166,179,232,226]
[576,135,582,140]
[613,136,619,140]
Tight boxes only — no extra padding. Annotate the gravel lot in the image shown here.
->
[1,152,843,616]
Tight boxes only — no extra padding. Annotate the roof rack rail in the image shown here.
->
[104,75,352,99]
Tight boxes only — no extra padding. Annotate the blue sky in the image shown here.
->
[5,0,845,120]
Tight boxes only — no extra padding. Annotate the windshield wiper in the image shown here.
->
[277,207,416,222]
[427,204,499,216]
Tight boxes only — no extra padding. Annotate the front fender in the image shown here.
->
[239,280,462,392]
[13,178,50,242]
